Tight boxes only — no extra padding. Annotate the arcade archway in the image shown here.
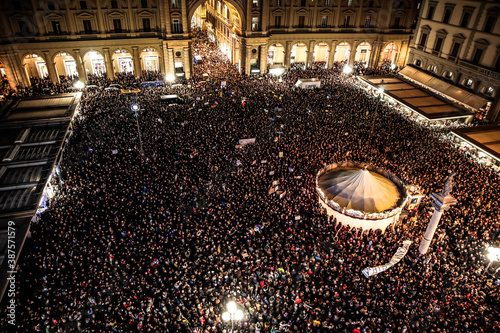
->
[313,42,329,64]
[22,53,48,80]
[291,43,307,64]
[354,42,371,65]
[53,52,78,79]
[112,49,134,74]
[335,42,351,62]
[383,43,399,64]
[268,44,285,65]
[83,51,106,76]
[140,48,160,72]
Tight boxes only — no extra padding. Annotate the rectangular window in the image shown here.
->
[52,20,62,35]
[141,0,147,8]
[47,1,56,11]
[460,11,471,28]
[450,42,460,58]
[472,48,483,64]
[427,5,435,20]
[298,16,305,28]
[365,16,371,28]
[173,19,181,33]
[13,2,22,10]
[83,20,92,34]
[348,0,352,7]
[442,9,452,24]
[252,17,259,31]
[18,21,30,34]
[394,17,400,28]
[80,1,87,9]
[483,15,496,33]
[275,15,281,28]
[172,0,179,9]
[434,37,443,52]
[325,0,330,6]
[143,18,151,32]
[301,0,306,6]
[344,15,350,27]
[111,1,118,9]
[494,54,500,72]
[321,16,328,28]
[253,0,258,7]
[276,0,281,6]
[418,33,428,47]
[113,19,122,33]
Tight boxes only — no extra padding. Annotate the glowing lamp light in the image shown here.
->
[377,87,384,95]
[342,65,353,74]
[131,104,139,111]
[74,81,85,89]
[222,312,231,321]
[235,310,243,320]
[166,74,175,82]
[391,64,396,70]
[488,247,500,262]
[226,301,237,314]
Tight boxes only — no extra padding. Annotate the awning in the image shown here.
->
[399,66,488,111]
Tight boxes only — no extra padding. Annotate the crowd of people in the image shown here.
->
[1,28,499,333]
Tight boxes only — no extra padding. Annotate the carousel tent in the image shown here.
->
[316,163,407,231]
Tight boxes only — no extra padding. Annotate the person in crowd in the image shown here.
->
[1,27,499,333]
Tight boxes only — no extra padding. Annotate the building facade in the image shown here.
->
[407,0,500,123]
[0,0,418,89]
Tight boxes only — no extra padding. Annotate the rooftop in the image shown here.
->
[359,75,474,121]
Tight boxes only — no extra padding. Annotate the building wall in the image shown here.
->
[409,0,500,123]
[0,0,418,85]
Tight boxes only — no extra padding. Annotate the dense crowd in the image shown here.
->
[1,28,499,333]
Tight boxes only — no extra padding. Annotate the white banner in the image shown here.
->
[239,138,256,146]
[362,240,412,278]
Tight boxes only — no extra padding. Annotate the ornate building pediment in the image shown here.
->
[108,11,125,19]
[320,9,333,15]
[45,13,64,20]
[137,10,154,18]
[76,11,94,20]
[272,8,286,15]
[296,8,310,15]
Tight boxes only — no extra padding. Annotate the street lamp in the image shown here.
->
[166,74,175,83]
[343,65,353,75]
[485,246,500,274]
[74,80,85,90]
[222,301,243,333]
[131,104,144,156]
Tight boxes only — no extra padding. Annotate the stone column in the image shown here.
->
[368,41,377,68]
[328,40,337,68]
[183,47,191,79]
[103,48,114,79]
[181,0,188,34]
[349,40,359,67]
[307,40,315,68]
[234,41,240,67]
[168,48,175,75]
[96,0,106,34]
[12,52,30,87]
[73,49,87,81]
[127,0,135,33]
[163,43,170,77]
[419,173,457,255]
[245,45,252,75]
[43,51,59,84]
[260,44,267,74]
[284,41,292,70]
[132,46,141,77]
[0,53,20,90]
